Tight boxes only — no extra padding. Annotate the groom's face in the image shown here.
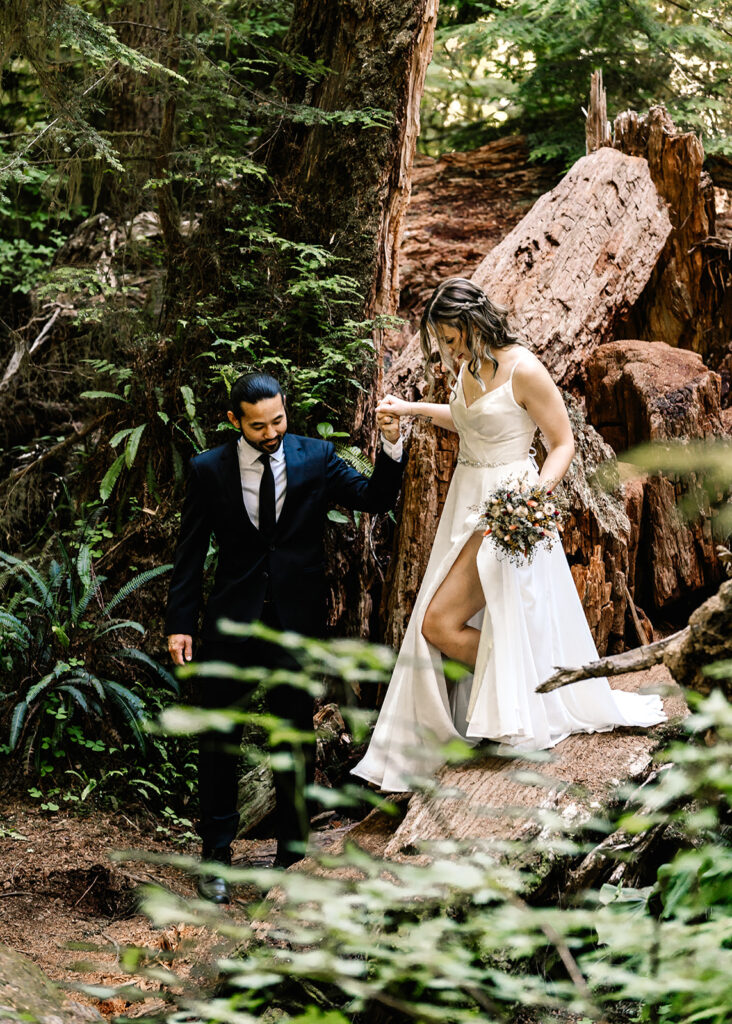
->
[228,394,288,454]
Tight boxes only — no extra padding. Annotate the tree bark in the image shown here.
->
[612,107,731,381]
[266,0,438,327]
[585,340,726,610]
[264,0,438,639]
[585,70,610,155]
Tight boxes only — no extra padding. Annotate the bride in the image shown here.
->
[352,277,666,792]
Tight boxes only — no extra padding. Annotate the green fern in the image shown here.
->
[334,443,374,479]
[102,564,173,615]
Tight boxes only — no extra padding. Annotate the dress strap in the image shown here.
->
[508,351,527,381]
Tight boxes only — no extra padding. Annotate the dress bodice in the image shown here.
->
[450,361,537,466]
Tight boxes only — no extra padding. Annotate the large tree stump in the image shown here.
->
[383,147,671,649]
[613,106,731,381]
[585,340,725,609]
[264,0,439,639]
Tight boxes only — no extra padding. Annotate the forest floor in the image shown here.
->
[0,666,685,1021]
[0,798,357,1019]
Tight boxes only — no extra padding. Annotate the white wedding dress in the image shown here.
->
[352,357,666,792]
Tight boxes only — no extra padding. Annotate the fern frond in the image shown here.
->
[8,701,28,750]
[0,553,52,605]
[116,647,179,694]
[335,443,374,479]
[57,684,90,714]
[102,564,173,616]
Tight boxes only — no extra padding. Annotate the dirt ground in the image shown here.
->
[0,799,353,1019]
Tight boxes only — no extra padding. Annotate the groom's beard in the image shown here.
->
[241,430,285,455]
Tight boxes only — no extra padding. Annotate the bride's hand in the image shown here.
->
[377,394,412,418]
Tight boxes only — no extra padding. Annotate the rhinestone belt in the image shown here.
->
[457,453,511,468]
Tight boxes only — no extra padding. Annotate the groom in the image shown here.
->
[165,371,404,900]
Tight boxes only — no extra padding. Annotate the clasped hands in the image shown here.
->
[376,394,412,444]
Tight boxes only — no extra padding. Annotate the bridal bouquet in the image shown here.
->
[473,477,568,566]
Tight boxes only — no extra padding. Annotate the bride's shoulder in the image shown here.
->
[510,346,546,378]
[510,347,556,405]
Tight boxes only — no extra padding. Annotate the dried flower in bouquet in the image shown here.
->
[472,476,568,566]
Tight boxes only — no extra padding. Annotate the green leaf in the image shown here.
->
[117,647,179,694]
[124,423,147,469]
[317,421,334,439]
[8,702,28,750]
[99,453,126,501]
[102,564,172,615]
[327,510,350,524]
[109,427,134,447]
[80,390,129,403]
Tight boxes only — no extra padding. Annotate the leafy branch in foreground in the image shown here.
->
[86,634,732,1024]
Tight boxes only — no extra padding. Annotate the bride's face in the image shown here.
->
[439,323,469,370]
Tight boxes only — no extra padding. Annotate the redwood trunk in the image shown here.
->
[264,0,438,638]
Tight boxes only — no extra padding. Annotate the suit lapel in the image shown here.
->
[278,433,305,534]
[222,438,257,532]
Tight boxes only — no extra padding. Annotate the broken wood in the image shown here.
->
[538,578,731,698]
[613,106,731,376]
[585,340,725,609]
[585,70,610,155]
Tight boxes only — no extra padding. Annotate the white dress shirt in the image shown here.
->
[237,433,402,529]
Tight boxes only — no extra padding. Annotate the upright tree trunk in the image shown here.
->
[265,0,439,637]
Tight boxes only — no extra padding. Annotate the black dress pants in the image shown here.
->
[194,607,314,853]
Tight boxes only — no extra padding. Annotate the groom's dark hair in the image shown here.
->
[229,371,285,414]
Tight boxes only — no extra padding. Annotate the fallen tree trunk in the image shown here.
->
[374,667,685,857]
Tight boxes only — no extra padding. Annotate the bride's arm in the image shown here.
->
[512,357,575,487]
[378,394,457,433]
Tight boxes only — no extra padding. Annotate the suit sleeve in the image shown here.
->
[324,442,406,514]
[164,460,213,636]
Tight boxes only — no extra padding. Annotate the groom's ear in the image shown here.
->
[226,409,241,430]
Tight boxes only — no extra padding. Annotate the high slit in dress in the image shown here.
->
[351,357,666,792]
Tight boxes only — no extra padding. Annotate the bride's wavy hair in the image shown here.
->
[420,277,522,393]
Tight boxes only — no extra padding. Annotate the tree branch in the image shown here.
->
[536,630,687,693]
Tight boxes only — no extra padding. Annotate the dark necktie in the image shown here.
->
[258,453,276,537]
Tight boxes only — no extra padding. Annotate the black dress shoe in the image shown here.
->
[197,845,232,903]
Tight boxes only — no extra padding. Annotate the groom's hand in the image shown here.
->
[377,410,400,444]
[168,633,193,665]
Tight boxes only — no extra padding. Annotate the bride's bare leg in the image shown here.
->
[421,532,485,668]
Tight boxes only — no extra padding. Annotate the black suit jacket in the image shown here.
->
[164,432,405,641]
